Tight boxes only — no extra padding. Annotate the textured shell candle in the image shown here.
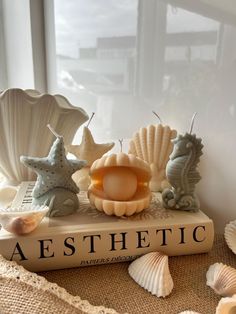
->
[88,152,152,217]
[129,112,177,192]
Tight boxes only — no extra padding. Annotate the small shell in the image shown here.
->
[178,312,201,314]
[128,251,174,297]
[0,205,49,235]
[206,263,236,297]
[0,186,18,208]
[216,294,236,314]
[225,220,236,255]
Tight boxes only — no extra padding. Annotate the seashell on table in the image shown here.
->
[206,263,236,297]
[129,124,177,192]
[178,311,202,314]
[128,251,174,297]
[0,205,49,235]
[224,220,236,255]
[216,294,236,314]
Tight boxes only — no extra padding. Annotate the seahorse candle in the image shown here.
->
[162,114,203,212]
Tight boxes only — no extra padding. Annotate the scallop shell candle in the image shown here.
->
[88,153,152,216]
[129,124,177,192]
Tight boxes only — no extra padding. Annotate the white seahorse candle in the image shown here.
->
[162,113,203,212]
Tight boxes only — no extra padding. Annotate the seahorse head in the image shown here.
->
[170,133,203,161]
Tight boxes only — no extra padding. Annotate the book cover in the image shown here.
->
[0,182,214,272]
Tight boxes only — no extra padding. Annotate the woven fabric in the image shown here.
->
[41,235,235,314]
[0,234,234,314]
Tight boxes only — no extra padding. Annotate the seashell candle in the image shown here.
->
[128,251,174,297]
[206,263,236,297]
[129,122,177,192]
[88,153,152,216]
[0,205,49,235]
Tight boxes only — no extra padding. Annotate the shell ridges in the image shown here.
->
[128,251,174,297]
[129,124,177,192]
[206,263,236,297]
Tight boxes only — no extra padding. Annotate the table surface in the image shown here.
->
[39,234,234,314]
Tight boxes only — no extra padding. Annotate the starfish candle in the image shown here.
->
[67,113,114,191]
[20,126,86,217]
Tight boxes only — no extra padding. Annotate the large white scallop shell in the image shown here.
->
[0,88,88,185]
[225,220,236,255]
[0,205,49,235]
[129,124,177,192]
[216,294,236,314]
[206,263,236,297]
[128,251,174,297]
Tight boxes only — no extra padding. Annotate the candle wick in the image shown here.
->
[189,112,197,134]
[119,139,123,153]
[47,124,61,138]
[86,112,95,128]
[152,111,162,124]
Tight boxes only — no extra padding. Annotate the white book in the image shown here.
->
[0,182,214,272]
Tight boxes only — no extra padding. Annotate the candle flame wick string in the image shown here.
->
[189,112,197,134]
[119,139,123,153]
[86,112,95,128]
[152,111,162,124]
[47,124,61,138]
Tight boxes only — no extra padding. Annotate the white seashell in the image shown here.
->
[225,220,236,255]
[0,205,49,235]
[178,312,201,314]
[129,124,177,192]
[216,294,236,314]
[0,88,88,185]
[0,186,18,208]
[206,263,236,297]
[128,251,174,297]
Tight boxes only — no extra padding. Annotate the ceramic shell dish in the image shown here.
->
[0,88,88,185]
[88,153,152,216]
[216,295,236,314]
[206,263,236,297]
[128,251,174,297]
[129,124,177,192]
[224,220,236,255]
[0,205,49,235]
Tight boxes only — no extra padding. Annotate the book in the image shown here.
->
[0,182,214,272]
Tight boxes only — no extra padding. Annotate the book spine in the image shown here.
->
[0,221,214,272]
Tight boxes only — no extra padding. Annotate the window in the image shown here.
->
[1,0,236,231]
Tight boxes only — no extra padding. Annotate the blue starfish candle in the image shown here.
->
[20,125,86,217]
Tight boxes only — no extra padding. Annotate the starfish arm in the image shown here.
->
[66,145,81,158]
[69,159,87,172]
[20,156,51,171]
